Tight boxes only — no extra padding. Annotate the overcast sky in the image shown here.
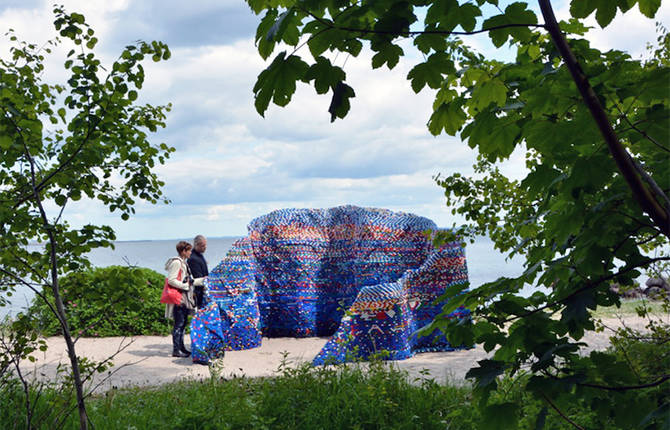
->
[1,0,667,240]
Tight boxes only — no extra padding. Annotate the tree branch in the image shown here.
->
[8,47,130,211]
[539,0,670,237]
[0,268,63,326]
[15,105,90,430]
[290,26,332,57]
[540,391,585,430]
[636,230,662,246]
[1,335,34,430]
[580,375,670,391]
[502,256,670,324]
[298,7,545,38]
[617,110,670,153]
[630,157,670,213]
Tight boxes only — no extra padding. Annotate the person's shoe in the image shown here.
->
[172,329,189,358]
[178,332,191,356]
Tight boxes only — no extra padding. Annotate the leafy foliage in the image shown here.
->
[0,8,173,294]
[2,356,656,429]
[0,7,173,428]
[28,266,170,337]
[246,0,670,428]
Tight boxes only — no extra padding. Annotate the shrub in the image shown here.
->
[486,321,670,430]
[75,361,479,429]
[29,266,171,337]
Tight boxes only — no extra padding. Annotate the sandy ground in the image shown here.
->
[18,316,652,393]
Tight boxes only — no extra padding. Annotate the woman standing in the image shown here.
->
[165,241,205,358]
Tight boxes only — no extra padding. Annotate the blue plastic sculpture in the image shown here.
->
[190,206,469,364]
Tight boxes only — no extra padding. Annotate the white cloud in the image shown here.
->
[3,0,664,240]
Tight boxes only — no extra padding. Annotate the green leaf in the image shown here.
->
[595,0,618,27]
[371,43,404,70]
[426,0,458,26]
[465,359,508,387]
[482,403,518,430]
[483,2,537,47]
[561,290,597,336]
[638,0,661,18]
[435,280,470,304]
[328,81,355,122]
[413,31,448,55]
[456,3,482,32]
[246,0,270,15]
[342,38,363,57]
[407,52,454,93]
[564,155,613,191]
[570,0,597,18]
[70,12,85,24]
[521,164,562,197]
[265,8,300,46]
[304,57,345,95]
[253,52,309,116]
[255,9,278,59]
[446,320,475,348]
[471,78,507,111]
[428,101,466,136]
[465,112,520,161]
[304,19,333,59]
[0,135,12,150]
[266,10,289,41]
[374,1,416,36]
[527,44,541,60]
[482,14,510,48]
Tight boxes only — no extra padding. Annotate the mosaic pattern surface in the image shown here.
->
[190,301,227,363]
[313,241,470,364]
[190,206,469,364]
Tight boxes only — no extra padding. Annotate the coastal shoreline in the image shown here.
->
[18,316,652,394]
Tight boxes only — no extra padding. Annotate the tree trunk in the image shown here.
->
[27,155,89,429]
[49,268,89,430]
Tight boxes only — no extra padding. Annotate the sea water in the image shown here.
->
[1,236,525,319]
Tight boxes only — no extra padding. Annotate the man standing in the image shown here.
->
[188,235,208,308]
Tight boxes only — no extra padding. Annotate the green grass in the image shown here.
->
[86,366,475,429]
[2,358,646,430]
[2,361,478,429]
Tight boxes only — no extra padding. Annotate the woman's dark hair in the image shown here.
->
[176,241,192,254]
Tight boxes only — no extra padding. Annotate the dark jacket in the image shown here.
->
[188,250,208,278]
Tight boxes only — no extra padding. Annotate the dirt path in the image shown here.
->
[18,316,651,393]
